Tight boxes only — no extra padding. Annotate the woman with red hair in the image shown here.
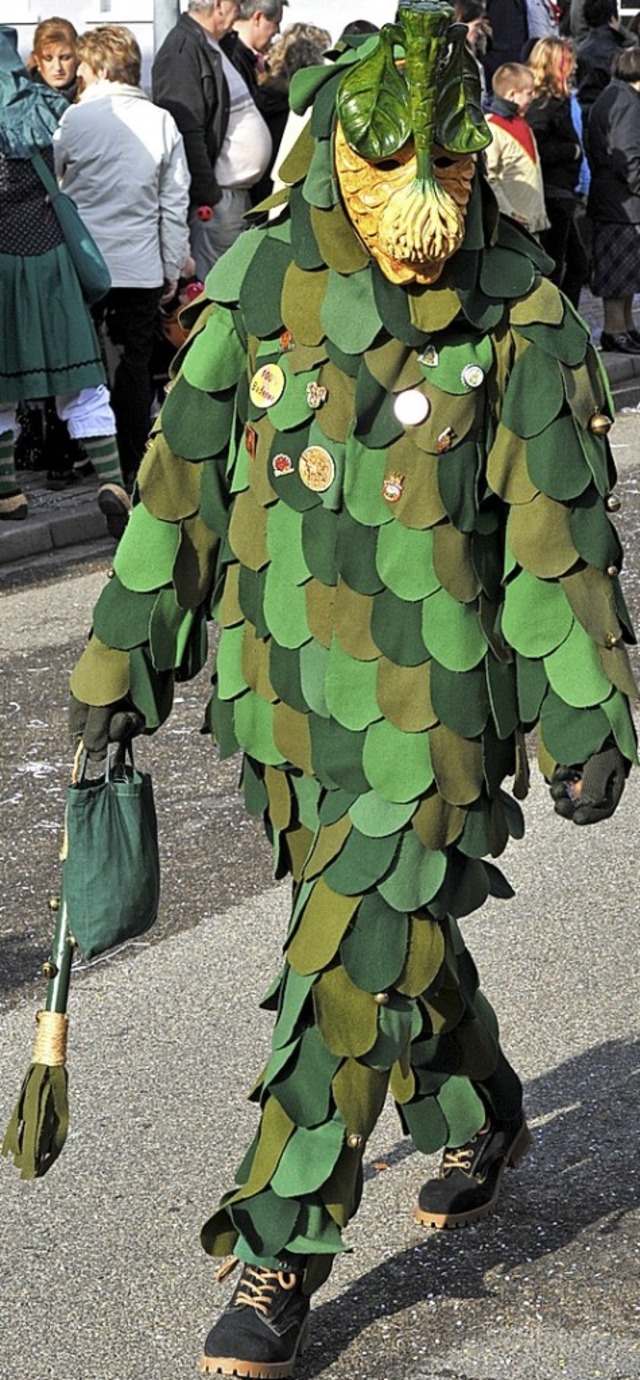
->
[27,16,79,103]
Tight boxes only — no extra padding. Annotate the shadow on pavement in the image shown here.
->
[301,1036,640,1375]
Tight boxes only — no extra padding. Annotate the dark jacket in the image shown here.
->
[152,13,230,208]
[526,94,581,197]
[221,30,260,98]
[586,78,640,223]
[576,23,635,121]
[482,0,528,83]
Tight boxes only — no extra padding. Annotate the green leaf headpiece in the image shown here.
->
[335,0,490,188]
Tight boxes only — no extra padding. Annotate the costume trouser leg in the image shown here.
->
[201,807,523,1296]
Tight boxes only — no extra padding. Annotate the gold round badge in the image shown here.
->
[249,363,286,408]
[298,446,335,492]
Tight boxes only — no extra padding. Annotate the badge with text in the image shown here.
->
[250,363,286,408]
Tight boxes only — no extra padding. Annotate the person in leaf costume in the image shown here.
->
[69,2,637,1374]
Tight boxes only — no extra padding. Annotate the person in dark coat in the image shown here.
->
[576,0,636,125]
[527,35,588,305]
[152,0,243,279]
[482,0,529,84]
[587,44,640,351]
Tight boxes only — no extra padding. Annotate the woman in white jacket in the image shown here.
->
[54,25,191,485]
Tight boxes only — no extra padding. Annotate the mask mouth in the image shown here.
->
[334,120,476,285]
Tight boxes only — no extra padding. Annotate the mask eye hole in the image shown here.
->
[373,156,406,170]
[433,155,455,169]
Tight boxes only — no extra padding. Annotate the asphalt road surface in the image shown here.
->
[1,417,639,1380]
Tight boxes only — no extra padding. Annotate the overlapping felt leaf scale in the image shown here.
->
[73,123,638,1274]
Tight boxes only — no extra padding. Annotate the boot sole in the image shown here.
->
[414,1120,533,1230]
[97,484,131,540]
[198,1317,310,1378]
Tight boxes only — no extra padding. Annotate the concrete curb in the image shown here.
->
[0,474,113,578]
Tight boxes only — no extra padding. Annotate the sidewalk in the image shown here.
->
[2,301,640,581]
[0,469,113,577]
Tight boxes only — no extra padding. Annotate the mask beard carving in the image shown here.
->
[334,121,476,286]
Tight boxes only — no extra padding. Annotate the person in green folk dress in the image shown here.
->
[0,26,130,535]
[68,4,637,1374]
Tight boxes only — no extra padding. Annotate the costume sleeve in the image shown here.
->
[488,274,639,780]
[69,258,254,732]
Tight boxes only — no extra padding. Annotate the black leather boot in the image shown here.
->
[199,1260,310,1378]
[415,1115,532,1229]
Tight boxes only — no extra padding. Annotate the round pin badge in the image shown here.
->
[298,445,335,492]
[250,363,286,408]
[382,474,404,503]
[393,390,430,425]
[461,363,484,389]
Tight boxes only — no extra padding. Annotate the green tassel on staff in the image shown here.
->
[2,886,74,1179]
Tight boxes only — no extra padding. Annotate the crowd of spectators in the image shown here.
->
[461,0,640,352]
[4,0,640,527]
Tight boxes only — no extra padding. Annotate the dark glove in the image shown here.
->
[69,692,144,759]
[549,745,627,825]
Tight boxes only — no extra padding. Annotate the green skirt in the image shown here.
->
[0,245,105,404]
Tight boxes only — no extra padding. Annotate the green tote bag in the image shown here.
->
[64,748,160,959]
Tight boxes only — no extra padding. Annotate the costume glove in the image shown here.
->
[549,744,627,825]
[69,692,144,759]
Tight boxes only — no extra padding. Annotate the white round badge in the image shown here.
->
[393,389,430,426]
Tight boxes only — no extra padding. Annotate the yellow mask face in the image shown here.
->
[334,120,476,286]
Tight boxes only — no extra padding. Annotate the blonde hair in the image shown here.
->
[28,17,78,68]
[266,25,330,81]
[492,62,533,98]
[77,24,141,86]
[528,36,576,101]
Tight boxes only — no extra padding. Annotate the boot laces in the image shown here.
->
[438,1122,489,1179]
[232,1263,298,1316]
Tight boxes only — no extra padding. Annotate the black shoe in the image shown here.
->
[45,467,82,491]
[600,331,640,355]
[72,458,94,479]
[415,1115,532,1229]
[97,482,131,541]
[199,1260,310,1378]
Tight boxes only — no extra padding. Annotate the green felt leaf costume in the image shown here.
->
[70,3,637,1293]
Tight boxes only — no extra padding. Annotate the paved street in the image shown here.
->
[1,418,639,1380]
